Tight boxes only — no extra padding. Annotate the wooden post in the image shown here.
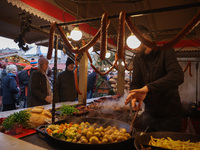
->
[117,59,125,95]
[78,52,88,104]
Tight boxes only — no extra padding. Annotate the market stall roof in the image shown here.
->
[0,0,200,53]
[0,51,30,62]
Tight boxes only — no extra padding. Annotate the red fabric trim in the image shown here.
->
[20,0,75,22]
[157,39,200,48]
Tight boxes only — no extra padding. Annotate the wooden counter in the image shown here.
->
[0,132,47,150]
[0,97,101,149]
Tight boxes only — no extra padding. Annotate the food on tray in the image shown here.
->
[149,136,200,150]
[27,106,52,128]
[46,122,131,144]
[58,104,79,116]
[2,110,31,134]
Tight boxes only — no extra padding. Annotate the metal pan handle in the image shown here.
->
[36,125,47,136]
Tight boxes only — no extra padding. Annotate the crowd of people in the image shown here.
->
[0,55,116,111]
[0,56,77,111]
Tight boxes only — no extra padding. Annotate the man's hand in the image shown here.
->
[125,86,149,110]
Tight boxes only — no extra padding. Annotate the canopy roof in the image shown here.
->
[0,0,200,57]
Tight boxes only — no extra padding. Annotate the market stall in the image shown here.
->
[0,0,200,150]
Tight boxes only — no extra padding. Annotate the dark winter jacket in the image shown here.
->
[18,70,29,86]
[56,69,77,102]
[2,73,20,104]
[1,68,7,86]
[87,71,97,92]
[130,48,184,117]
[27,70,49,107]
[0,68,7,96]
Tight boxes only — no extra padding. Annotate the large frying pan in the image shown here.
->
[36,117,135,150]
[134,131,200,150]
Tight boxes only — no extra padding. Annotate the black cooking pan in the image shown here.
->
[134,131,200,150]
[36,117,135,150]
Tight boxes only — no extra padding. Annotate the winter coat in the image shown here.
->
[56,69,77,102]
[27,70,49,107]
[130,48,184,117]
[0,68,7,96]
[2,73,20,104]
[1,68,7,86]
[17,70,29,86]
[87,71,97,92]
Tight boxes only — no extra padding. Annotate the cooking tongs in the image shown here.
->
[129,108,138,136]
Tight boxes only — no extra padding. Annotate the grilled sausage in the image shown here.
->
[81,40,93,63]
[47,21,57,59]
[100,13,109,60]
[57,26,79,53]
[79,29,101,52]
[75,53,78,68]
[161,11,200,50]
[91,57,118,76]
[117,11,126,59]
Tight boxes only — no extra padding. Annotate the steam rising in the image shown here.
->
[98,94,129,114]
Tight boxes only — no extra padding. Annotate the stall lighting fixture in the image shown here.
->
[105,52,111,58]
[121,61,125,66]
[88,46,93,53]
[126,33,141,49]
[117,61,125,66]
[70,26,82,41]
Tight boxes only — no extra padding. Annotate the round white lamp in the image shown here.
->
[70,26,82,41]
[88,46,93,53]
[105,52,111,58]
[126,33,141,49]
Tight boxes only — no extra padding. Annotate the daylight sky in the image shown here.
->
[0,36,61,57]
[0,36,19,49]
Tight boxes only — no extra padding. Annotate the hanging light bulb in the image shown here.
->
[70,26,82,41]
[105,52,111,58]
[121,61,125,66]
[126,33,141,49]
[88,47,93,53]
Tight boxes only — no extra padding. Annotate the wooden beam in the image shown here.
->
[117,59,125,95]
[78,52,88,104]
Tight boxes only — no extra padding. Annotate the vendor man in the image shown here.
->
[125,25,184,132]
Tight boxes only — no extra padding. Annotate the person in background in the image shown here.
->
[87,70,97,99]
[125,25,184,132]
[56,57,77,102]
[2,64,19,111]
[27,55,52,107]
[0,58,8,96]
[108,72,114,79]
[18,58,38,108]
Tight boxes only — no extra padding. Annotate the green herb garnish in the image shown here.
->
[2,110,31,129]
[58,104,79,116]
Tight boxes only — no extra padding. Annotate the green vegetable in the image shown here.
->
[58,104,79,116]
[53,132,65,140]
[2,110,31,129]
